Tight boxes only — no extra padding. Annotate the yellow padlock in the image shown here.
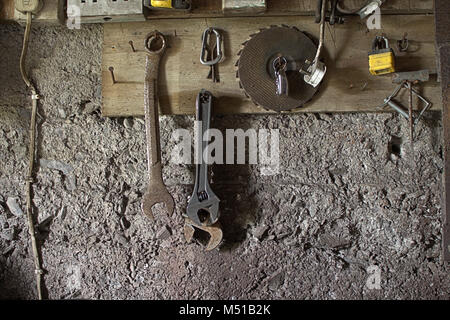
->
[149,0,191,9]
[369,36,395,76]
[151,0,173,8]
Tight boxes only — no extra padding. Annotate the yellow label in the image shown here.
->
[369,52,395,75]
[151,0,172,8]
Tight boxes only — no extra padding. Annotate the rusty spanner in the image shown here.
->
[141,31,175,220]
[184,90,223,250]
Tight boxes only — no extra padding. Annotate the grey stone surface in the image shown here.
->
[0,23,449,300]
[6,198,23,217]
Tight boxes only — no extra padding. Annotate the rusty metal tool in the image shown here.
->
[378,70,432,144]
[392,70,432,144]
[141,31,175,220]
[184,218,223,251]
[184,90,222,251]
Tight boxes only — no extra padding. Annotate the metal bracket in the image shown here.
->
[67,0,145,23]
[382,81,432,125]
[357,0,383,19]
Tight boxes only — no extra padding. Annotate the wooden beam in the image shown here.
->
[434,0,450,262]
[0,0,15,22]
[102,14,440,117]
[1,0,435,24]
[145,0,434,19]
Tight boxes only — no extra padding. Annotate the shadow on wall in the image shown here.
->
[0,257,36,299]
[211,113,260,250]
[0,24,30,107]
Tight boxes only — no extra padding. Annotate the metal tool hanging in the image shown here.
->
[336,0,386,19]
[301,0,328,87]
[303,0,388,87]
[141,31,175,220]
[379,70,432,143]
[200,27,224,83]
[184,90,223,251]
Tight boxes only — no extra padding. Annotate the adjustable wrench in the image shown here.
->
[141,31,175,220]
[184,90,222,250]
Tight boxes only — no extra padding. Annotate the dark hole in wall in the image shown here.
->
[388,136,402,157]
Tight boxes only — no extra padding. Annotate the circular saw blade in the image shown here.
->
[237,26,320,111]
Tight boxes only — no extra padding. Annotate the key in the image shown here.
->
[273,56,288,96]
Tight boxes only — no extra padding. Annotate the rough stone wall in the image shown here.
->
[0,24,448,300]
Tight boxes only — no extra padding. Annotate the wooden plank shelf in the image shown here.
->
[144,0,434,20]
[102,14,440,117]
[0,0,435,23]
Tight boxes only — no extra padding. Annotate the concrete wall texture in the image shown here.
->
[0,24,448,299]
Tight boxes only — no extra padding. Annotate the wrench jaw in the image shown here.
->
[141,164,175,220]
[186,187,220,226]
[142,185,175,221]
[185,188,221,251]
[184,218,223,251]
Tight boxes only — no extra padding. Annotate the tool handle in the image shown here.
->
[144,56,162,172]
[144,32,166,175]
[194,90,213,194]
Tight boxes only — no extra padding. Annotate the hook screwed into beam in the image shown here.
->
[129,40,136,52]
[108,66,116,85]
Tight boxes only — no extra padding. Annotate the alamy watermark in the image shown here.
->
[170,122,280,176]
[366,7,382,30]
[66,5,81,30]
[366,265,381,290]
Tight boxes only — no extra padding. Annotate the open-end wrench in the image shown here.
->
[141,31,175,220]
[184,90,222,250]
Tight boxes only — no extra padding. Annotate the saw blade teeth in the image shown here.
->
[291,26,300,31]
[270,24,278,28]
[249,33,258,38]
[236,70,240,79]
[237,49,243,56]
[241,40,248,46]
[235,59,239,67]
